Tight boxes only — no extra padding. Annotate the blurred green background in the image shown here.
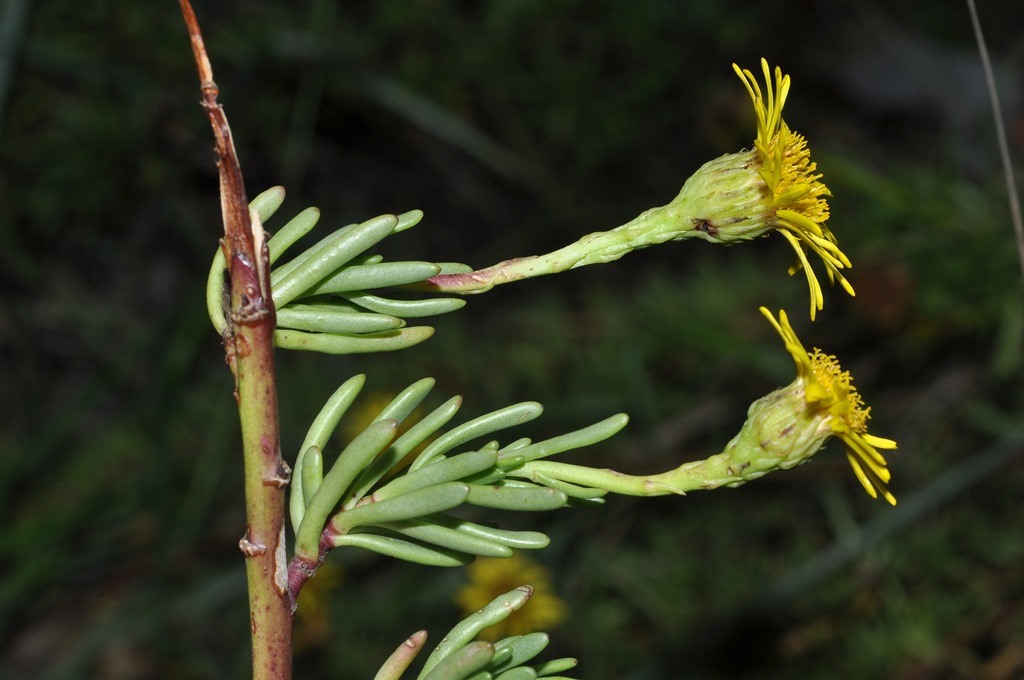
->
[3,1,1024,678]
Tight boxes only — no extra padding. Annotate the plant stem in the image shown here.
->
[521,455,739,497]
[179,2,292,678]
[518,382,833,496]
[426,203,703,293]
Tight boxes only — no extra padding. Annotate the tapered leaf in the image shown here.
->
[489,634,549,675]
[374,449,499,502]
[274,327,435,354]
[347,395,463,506]
[291,374,366,533]
[376,519,513,558]
[268,205,320,264]
[466,484,568,511]
[276,304,405,334]
[273,214,399,307]
[331,482,470,533]
[341,292,466,318]
[412,403,543,472]
[336,532,472,567]
[250,185,286,224]
[420,587,533,678]
[421,641,495,680]
[296,419,398,559]
[499,414,629,464]
[308,262,442,295]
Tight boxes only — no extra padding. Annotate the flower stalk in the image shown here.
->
[508,307,896,503]
[429,60,854,319]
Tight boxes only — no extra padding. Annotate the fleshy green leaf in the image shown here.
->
[274,327,435,354]
[412,403,543,472]
[300,446,323,507]
[307,261,442,295]
[434,516,549,550]
[499,414,629,464]
[347,395,464,506]
[374,630,429,680]
[341,292,466,318]
[421,641,495,680]
[493,668,537,680]
[290,374,366,533]
[296,419,399,559]
[489,634,549,675]
[374,449,499,502]
[268,206,320,264]
[250,185,287,224]
[331,482,470,533]
[336,532,472,567]
[375,519,513,558]
[419,587,534,678]
[276,304,405,334]
[532,658,578,676]
[526,473,607,500]
[465,484,568,511]
[273,214,399,307]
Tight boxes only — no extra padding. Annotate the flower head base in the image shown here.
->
[734,60,854,319]
[455,555,568,641]
[760,307,896,504]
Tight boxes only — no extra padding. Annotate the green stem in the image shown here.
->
[235,300,292,680]
[427,202,702,293]
[519,451,745,497]
[180,3,292,677]
[518,381,834,497]
[425,147,777,295]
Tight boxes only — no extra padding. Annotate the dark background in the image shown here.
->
[2,1,1024,678]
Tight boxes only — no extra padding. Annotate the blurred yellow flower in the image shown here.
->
[343,392,406,443]
[734,59,855,320]
[761,307,896,504]
[343,391,425,476]
[294,560,344,650]
[455,555,568,641]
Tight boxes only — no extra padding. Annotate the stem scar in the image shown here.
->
[264,458,292,488]
[239,530,268,557]
[693,218,719,237]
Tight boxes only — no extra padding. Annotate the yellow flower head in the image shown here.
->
[294,560,344,650]
[761,307,896,504]
[455,555,568,641]
[735,60,855,320]
[343,391,427,476]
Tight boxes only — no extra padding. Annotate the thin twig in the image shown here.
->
[967,0,1024,281]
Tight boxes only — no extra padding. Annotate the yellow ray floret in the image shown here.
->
[735,60,855,319]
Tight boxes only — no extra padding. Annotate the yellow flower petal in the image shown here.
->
[735,60,853,318]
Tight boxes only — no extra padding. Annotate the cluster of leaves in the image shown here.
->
[208,186,468,355]
[288,372,627,568]
[382,586,577,680]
